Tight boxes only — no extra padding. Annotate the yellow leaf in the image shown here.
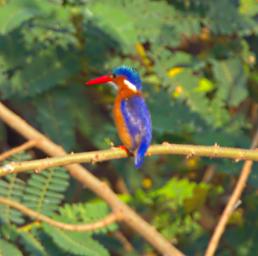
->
[0,0,6,6]
[135,43,146,57]
[184,185,209,212]
[142,177,153,189]
[172,85,184,98]
[228,208,244,225]
[167,67,183,77]
[195,78,214,92]
[185,157,199,169]
[135,43,151,67]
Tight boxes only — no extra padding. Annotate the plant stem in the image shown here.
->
[205,131,258,256]
[0,197,121,232]
[0,144,258,176]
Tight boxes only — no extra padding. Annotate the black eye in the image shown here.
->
[112,73,117,78]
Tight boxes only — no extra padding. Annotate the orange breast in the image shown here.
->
[113,95,133,150]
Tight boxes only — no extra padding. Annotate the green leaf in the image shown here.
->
[34,90,76,150]
[0,152,31,224]
[43,225,109,256]
[2,48,80,99]
[0,239,22,256]
[0,1,39,34]
[212,58,248,106]
[152,178,196,205]
[88,0,137,48]
[53,201,118,234]
[23,167,69,215]
[149,90,205,134]
[0,0,72,35]
[205,0,258,36]
[19,232,47,256]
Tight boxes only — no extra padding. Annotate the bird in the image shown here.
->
[85,66,152,168]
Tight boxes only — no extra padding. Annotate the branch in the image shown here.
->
[205,131,258,256]
[0,102,184,256]
[0,140,38,162]
[0,197,121,232]
[0,144,258,176]
[113,231,134,252]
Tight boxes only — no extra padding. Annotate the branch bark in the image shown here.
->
[205,131,258,256]
[0,140,37,162]
[0,102,184,256]
[0,197,121,232]
[0,144,258,176]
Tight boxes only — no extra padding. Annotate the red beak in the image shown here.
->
[85,75,113,86]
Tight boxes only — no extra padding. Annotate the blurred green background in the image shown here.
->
[0,0,258,255]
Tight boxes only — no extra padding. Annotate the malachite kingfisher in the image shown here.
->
[86,66,152,168]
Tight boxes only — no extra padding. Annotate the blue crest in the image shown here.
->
[113,66,142,90]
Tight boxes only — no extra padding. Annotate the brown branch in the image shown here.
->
[0,140,38,162]
[0,144,258,177]
[205,132,258,256]
[0,197,121,232]
[0,102,184,256]
[113,231,134,252]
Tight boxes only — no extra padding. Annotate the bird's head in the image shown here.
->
[86,66,142,92]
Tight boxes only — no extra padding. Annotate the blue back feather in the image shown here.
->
[113,66,142,90]
[121,96,152,168]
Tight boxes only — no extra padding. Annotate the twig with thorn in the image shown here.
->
[205,131,258,256]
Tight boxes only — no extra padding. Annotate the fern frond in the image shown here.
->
[0,173,25,224]
[0,152,34,224]
[58,201,118,234]
[22,167,69,216]
[39,201,118,256]
[19,232,47,256]
[43,225,109,256]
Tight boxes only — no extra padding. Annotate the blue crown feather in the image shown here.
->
[113,66,142,90]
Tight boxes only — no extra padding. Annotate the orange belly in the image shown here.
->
[113,98,133,150]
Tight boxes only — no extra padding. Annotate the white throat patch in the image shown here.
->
[124,79,137,92]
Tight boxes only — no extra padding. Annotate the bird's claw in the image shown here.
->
[115,145,134,156]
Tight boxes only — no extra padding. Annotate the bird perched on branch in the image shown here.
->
[86,66,152,168]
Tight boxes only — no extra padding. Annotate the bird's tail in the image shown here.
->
[134,140,149,169]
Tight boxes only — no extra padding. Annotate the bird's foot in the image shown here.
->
[114,145,134,156]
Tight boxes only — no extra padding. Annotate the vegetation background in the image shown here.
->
[0,0,258,255]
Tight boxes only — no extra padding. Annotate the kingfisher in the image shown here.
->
[86,66,152,168]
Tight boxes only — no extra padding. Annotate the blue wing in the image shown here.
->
[121,95,152,168]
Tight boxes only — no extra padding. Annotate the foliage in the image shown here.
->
[0,152,70,223]
[0,153,31,224]
[0,151,115,255]
[43,227,109,256]
[0,0,258,255]
[0,239,23,256]
[55,201,118,234]
[23,166,69,215]
[133,178,211,240]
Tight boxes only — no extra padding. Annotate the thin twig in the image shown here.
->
[113,231,134,252]
[0,140,38,162]
[205,132,258,256]
[0,102,184,256]
[0,197,121,232]
[0,144,257,176]
[202,165,215,183]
